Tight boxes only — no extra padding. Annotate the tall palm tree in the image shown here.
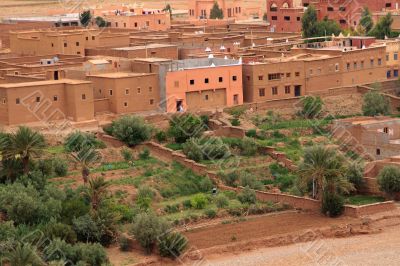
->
[3,243,45,266]
[298,145,353,199]
[2,127,46,174]
[70,146,100,184]
[85,176,109,210]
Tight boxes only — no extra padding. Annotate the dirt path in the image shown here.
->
[205,224,400,266]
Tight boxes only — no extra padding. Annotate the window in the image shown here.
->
[378,58,382,65]
[386,3,392,8]
[376,148,381,155]
[146,21,150,27]
[354,62,357,69]
[295,72,300,77]
[134,22,138,27]
[284,16,290,21]
[370,59,374,67]
[361,61,364,68]
[259,88,265,97]
[53,96,58,101]
[258,75,263,81]
[36,96,41,103]
[82,94,86,100]
[149,86,153,92]
[246,76,250,81]
[109,90,113,96]
[395,53,398,60]
[219,77,223,82]
[327,6,334,11]
[339,19,346,24]
[124,23,126,28]
[174,81,179,87]
[137,87,141,93]
[204,78,209,84]
[285,85,291,94]
[272,86,278,95]
[204,94,209,100]
[347,63,350,70]
[76,42,79,46]
[384,127,389,134]
[86,37,88,41]
[309,68,313,75]
[124,102,128,107]
[158,20,161,24]
[271,16,278,20]
[339,6,346,11]
[394,69,399,77]
[286,73,291,78]
[335,63,339,71]
[2,98,5,104]
[150,99,154,105]
[125,89,130,95]
[92,36,95,40]
[64,43,67,47]
[190,79,195,85]
[297,17,300,21]
[16,98,20,104]
[232,76,237,81]
[51,43,54,47]
[386,54,390,61]
[268,73,281,80]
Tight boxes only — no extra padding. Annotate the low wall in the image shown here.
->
[344,201,397,217]
[214,126,246,138]
[96,133,124,148]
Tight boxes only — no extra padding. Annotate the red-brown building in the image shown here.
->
[266,0,398,32]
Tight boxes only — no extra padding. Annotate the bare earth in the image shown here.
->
[206,225,400,266]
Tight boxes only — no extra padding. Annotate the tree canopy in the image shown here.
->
[360,7,374,34]
[369,13,393,39]
[79,10,92,27]
[210,1,224,19]
[302,6,341,38]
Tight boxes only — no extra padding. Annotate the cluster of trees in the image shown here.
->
[359,8,396,39]
[79,10,108,28]
[301,6,341,39]
[210,1,224,19]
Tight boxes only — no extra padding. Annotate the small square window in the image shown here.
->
[376,148,381,155]
[258,75,263,81]
[86,37,88,41]
[204,94,209,100]
[295,72,300,77]
[259,88,265,97]
[53,96,58,101]
[232,76,237,81]
[16,98,20,104]
[137,87,141,93]
[150,99,154,105]
[124,102,128,107]
[64,43,67,47]
[51,43,54,47]
[92,36,95,40]
[205,78,209,84]
[76,42,79,46]
[190,79,195,85]
[272,86,278,95]
[109,90,113,96]
[219,77,223,82]
[286,73,291,78]
[36,96,41,103]
[125,89,130,95]
[149,86,153,92]
[82,94,86,100]
[285,85,291,94]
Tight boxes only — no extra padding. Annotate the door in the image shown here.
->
[294,85,301,97]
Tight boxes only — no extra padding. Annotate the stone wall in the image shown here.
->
[214,126,246,138]
[344,201,397,217]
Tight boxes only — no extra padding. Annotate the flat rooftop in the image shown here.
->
[0,79,91,89]
[113,43,177,51]
[87,72,153,78]
[336,116,400,126]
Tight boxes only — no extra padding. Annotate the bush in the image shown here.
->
[158,231,188,258]
[61,197,90,224]
[182,199,192,209]
[46,222,77,244]
[239,172,263,190]
[64,131,105,152]
[182,138,203,162]
[36,159,54,176]
[53,158,68,177]
[108,116,153,146]
[221,172,239,187]
[72,243,109,266]
[321,193,344,217]
[238,187,257,204]
[155,130,167,143]
[377,166,400,196]
[164,204,180,214]
[346,163,364,191]
[204,208,217,218]
[362,91,390,116]
[200,115,209,126]
[137,185,155,200]
[130,212,169,254]
[240,137,258,156]
[214,194,229,208]
[72,214,101,243]
[121,148,133,162]
[168,114,205,143]
[190,194,208,209]
[183,137,230,162]
[228,106,246,117]
[139,148,150,160]
[227,200,243,216]
[119,235,132,251]
[300,96,323,119]
[230,118,241,126]
[245,129,257,138]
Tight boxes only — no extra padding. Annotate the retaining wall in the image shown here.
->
[344,201,397,217]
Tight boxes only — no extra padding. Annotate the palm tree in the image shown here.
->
[3,243,45,266]
[2,127,46,174]
[298,145,353,199]
[70,146,100,184]
[85,176,109,210]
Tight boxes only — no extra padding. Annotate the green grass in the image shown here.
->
[46,145,65,154]
[259,118,333,131]
[165,143,183,151]
[345,195,386,206]
[92,161,132,173]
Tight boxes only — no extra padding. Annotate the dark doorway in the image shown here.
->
[176,100,183,112]
[294,85,301,97]
[54,71,59,80]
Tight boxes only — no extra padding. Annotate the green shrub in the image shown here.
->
[139,148,150,160]
[239,172,263,190]
[377,166,400,196]
[72,243,109,266]
[168,114,205,143]
[72,214,101,243]
[137,185,155,200]
[130,212,169,254]
[227,106,246,117]
[238,187,257,204]
[182,138,203,162]
[321,193,344,217]
[227,200,243,216]
[53,158,68,177]
[300,96,323,119]
[164,204,180,214]
[64,131,105,152]
[240,137,258,156]
[204,208,217,218]
[200,115,209,126]
[61,197,90,224]
[36,159,54,176]
[119,235,132,251]
[183,137,230,162]
[362,91,390,116]
[214,194,229,208]
[221,172,239,187]
[155,130,167,143]
[158,231,188,258]
[108,116,153,146]
[346,162,364,191]
[121,148,133,162]
[182,199,192,209]
[46,222,77,244]
[245,129,257,138]
[190,194,208,209]
[44,238,75,263]
[230,118,241,126]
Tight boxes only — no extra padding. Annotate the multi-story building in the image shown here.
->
[243,37,387,102]
[266,0,398,32]
[0,79,94,125]
[188,0,261,20]
[375,39,400,79]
